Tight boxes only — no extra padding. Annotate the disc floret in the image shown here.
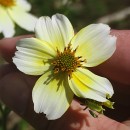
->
[52,44,86,77]
[0,0,15,7]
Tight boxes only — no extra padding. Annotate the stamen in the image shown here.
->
[54,68,59,74]
[78,56,82,59]
[52,44,86,77]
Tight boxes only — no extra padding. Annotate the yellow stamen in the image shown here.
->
[52,44,86,78]
[0,0,15,7]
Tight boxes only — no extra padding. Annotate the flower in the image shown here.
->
[0,0,37,37]
[13,13,116,120]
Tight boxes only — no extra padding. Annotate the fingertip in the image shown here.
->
[0,37,16,62]
[0,35,33,63]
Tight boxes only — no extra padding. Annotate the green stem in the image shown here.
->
[0,104,4,114]
[0,104,10,130]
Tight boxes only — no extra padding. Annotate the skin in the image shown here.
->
[0,30,130,130]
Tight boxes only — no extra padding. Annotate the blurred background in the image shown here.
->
[0,0,130,129]
[1,0,130,38]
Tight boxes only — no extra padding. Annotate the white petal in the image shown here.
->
[15,0,31,11]
[71,24,116,67]
[32,71,73,120]
[35,13,74,51]
[13,57,50,75]
[0,7,15,37]
[13,38,56,75]
[69,68,114,102]
[7,7,37,31]
[16,38,56,57]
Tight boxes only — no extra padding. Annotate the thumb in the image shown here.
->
[122,119,130,127]
[95,115,130,130]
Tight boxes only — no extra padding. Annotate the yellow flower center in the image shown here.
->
[0,0,15,7]
[52,44,86,78]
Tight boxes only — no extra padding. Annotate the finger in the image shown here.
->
[0,69,83,129]
[0,31,130,84]
[96,115,130,130]
[0,64,16,79]
[122,119,130,127]
[0,65,129,130]
[90,30,130,85]
[0,70,48,129]
[0,71,129,130]
[0,35,32,63]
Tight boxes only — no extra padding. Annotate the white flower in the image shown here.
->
[0,0,37,37]
[13,14,117,120]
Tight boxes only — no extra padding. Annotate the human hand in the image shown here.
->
[0,31,130,130]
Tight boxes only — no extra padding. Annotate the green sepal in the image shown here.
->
[81,98,114,118]
[106,94,111,99]
[89,110,98,118]
[103,100,114,109]
[85,99,105,114]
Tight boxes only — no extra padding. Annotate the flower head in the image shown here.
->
[0,0,37,37]
[13,14,116,120]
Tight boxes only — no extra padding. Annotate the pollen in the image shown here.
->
[0,0,15,7]
[52,44,86,78]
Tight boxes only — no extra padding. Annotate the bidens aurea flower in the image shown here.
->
[13,14,116,120]
[0,0,37,37]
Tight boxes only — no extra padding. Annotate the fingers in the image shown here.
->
[0,64,129,130]
[0,31,130,84]
[0,71,129,130]
[0,32,130,129]
[0,35,32,63]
